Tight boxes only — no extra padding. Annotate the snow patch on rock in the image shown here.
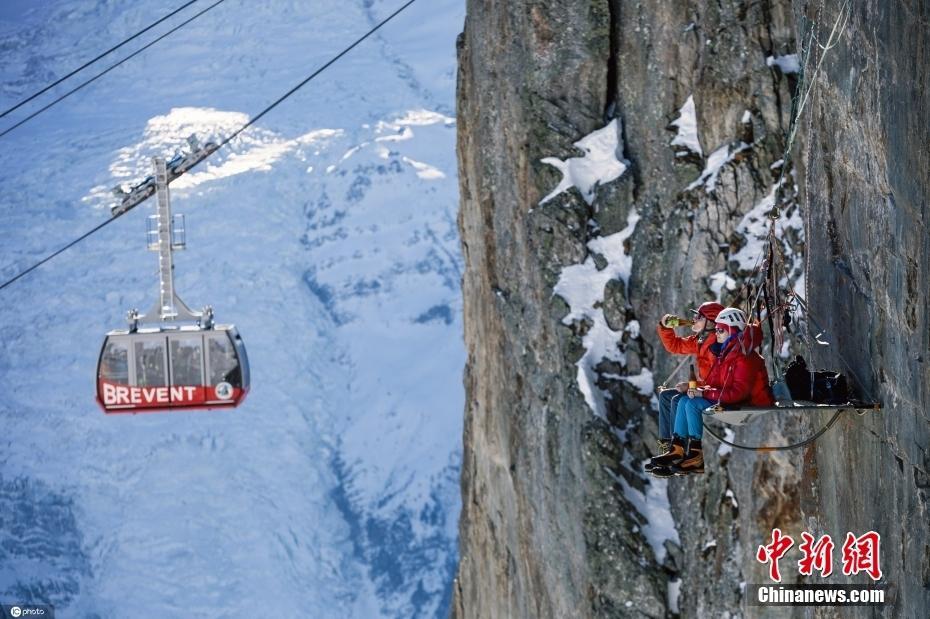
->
[670,95,703,156]
[84,107,344,203]
[708,271,737,302]
[767,54,800,74]
[686,141,750,193]
[619,368,655,397]
[717,428,736,456]
[668,578,681,614]
[729,179,804,274]
[610,452,680,563]
[554,208,641,416]
[402,156,446,179]
[540,119,628,205]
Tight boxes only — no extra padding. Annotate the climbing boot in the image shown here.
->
[643,438,672,472]
[645,436,686,472]
[648,465,675,478]
[672,438,704,476]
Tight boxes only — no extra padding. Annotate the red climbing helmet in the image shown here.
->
[691,301,725,322]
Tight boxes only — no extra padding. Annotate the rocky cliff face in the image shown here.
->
[454,1,929,617]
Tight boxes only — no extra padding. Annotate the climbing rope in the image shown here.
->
[773,0,852,194]
[801,3,821,309]
[697,320,851,453]
[732,0,854,380]
[656,354,691,390]
[701,408,845,451]
[664,2,863,452]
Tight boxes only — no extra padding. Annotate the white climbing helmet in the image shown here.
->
[715,307,747,331]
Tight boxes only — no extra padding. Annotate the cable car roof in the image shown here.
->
[105,324,238,336]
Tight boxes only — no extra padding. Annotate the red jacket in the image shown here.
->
[656,325,716,382]
[701,337,775,407]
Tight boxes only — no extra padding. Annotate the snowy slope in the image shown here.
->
[0,1,464,617]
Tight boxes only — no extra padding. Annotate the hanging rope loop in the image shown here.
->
[702,409,845,451]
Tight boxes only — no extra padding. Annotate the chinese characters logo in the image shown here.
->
[756,529,883,582]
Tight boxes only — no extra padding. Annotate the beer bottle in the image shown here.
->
[667,315,694,327]
[688,363,698,389]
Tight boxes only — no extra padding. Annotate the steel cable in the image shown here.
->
[0,0,420,291]
[0,0,202,120]
[0,0,228,140]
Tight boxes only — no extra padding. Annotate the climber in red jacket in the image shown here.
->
[650,307,774,476]
[700,320,774,410]
[656,301,725,380]
[644,301,724,474]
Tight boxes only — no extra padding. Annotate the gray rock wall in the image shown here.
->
[453,1,929,617]
[799,1,930,615]
[453,3,667,616]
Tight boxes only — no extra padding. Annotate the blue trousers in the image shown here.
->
[657,389,684,439]
[673,396,714,439]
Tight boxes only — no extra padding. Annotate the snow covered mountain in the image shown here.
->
[0,1,464,617]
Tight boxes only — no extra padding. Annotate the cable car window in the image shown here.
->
[100,340,129,384]
[134,339,167,387]
[208,336,241,387]
[170,337,203,386]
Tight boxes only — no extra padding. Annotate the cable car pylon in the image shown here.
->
[96,156,249,414]
[132,156,204,327]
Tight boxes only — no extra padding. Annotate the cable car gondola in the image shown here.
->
[96,155,249,413]
[97,323,249,413]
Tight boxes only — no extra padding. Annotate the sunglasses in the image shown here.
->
[714,327,728,334]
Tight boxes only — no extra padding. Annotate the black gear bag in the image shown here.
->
[784,355,849,404]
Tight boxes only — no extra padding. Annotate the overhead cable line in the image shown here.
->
[194,0,419,166]
[0,213,126,292]
[0,0,420,292]
[0,0,202,121]
[0,0,228,141]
